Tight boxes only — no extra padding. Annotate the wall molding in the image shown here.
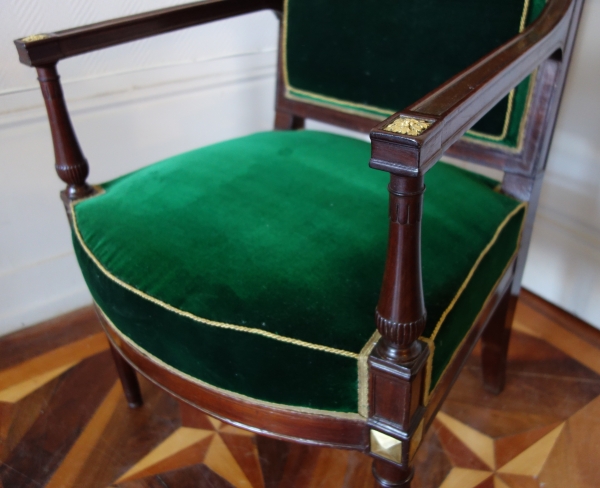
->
[0,50,277,128]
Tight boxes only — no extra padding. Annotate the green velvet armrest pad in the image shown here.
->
[72,130,524,415]
[284,0,546,147]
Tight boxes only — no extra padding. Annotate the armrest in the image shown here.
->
[369,0,575,177]
[14,0,282,67]
[370,0,581,367]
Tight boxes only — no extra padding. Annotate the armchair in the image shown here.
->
[14,0,583,485]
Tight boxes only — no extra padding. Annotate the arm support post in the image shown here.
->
[36,64,93,202]
[17,1,284,205]
[366,173,429,470]
[376,174,427,362]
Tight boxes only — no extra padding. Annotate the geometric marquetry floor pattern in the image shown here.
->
[1,291,599,487]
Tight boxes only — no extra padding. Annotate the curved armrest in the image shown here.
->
[15,0,282,67]
[369,0,576,177]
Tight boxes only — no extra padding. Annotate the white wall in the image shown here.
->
[522,1,600,327]
[0,1,598,335]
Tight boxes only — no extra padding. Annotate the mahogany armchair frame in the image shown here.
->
[15,0,583,485]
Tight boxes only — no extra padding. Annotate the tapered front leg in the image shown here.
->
[372,459,413,487]
[368,173,428,488]
[480,286,517,394]
[109,343,143,408]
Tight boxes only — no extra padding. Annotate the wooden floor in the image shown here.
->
[1,291,599,488]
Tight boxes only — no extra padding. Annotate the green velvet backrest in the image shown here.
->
[283,0,546,149]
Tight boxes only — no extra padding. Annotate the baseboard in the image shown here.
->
[0,288,92,337]
[0,238,96,336]
[520,288,600,347]
[523,210,600,330]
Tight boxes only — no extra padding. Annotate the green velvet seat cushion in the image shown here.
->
[72,130,525,415]
[284,0,546,147]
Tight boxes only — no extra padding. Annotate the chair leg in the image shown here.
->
[480,287,517,394]
[372,459,413,487]
[109,343,143,408]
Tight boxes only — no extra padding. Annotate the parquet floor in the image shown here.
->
[1,291,599,487]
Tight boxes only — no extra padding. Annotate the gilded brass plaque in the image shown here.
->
[21,34,49,43]
[370,429,403,464]
[384,117,432,136]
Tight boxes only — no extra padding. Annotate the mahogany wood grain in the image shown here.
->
[372,459,413,488]
[518,0,585,179]
[480,289,517,394]
[368,348,428,438]
[36,65,94,202]
[504,0,584,296]
[444,0,579,178]
[362,3,583,479]
[368,344,428,485]
[443,60,561,177]
[276,98,377,134]
[375,175,426,361]
[256,437,290,488]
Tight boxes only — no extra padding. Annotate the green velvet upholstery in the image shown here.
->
[72,130,525,415]
[284,0,546,148]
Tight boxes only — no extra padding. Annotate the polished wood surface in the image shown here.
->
[480,290,516,395]
[1,291,599,487]
[109,343,143,409]
[36,65,93,203]
[375,174,427,361]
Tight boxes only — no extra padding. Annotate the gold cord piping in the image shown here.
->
[423,202,528,402]
[426,243,523,401]
[357,331,381,417]
[429,203,527,341]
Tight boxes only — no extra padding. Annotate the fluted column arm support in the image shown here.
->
[375,174,427,363]
[36,64,93,204]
